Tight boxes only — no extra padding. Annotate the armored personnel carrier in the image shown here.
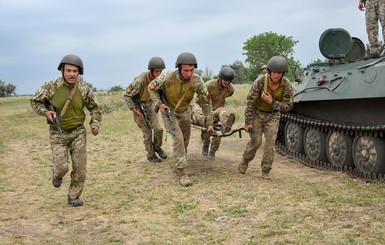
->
[276,28,385,180]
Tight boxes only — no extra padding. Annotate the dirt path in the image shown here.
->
[0,128,365,244]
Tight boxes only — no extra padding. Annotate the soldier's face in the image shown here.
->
[270,71,283,83]
[63,64,79,84]
[180,64,195,80]
[220,79,231,88]
[152,69,163,78]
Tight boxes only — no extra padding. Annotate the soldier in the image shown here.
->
[260,65,268,76]
[148,52,213,187]
[238,56,293,178]
[191,66,236,160]
[30,54,102,207]
[124,57,167,163]
[358,0,385,58]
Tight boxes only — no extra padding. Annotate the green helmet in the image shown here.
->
[219,67,235,82]
[57,54,84,75]
[175,52,197,68]
[267,56,288,73]
[148,56,166,70]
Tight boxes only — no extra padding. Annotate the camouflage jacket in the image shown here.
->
[30,77,102,129]
[244,74,293,124]
[149,70,213,125]
[124,71,152,110]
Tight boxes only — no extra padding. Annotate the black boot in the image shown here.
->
[68,196,83,207]
[147,154,161,163]
[52,176,62,188]
[155,148,168,159]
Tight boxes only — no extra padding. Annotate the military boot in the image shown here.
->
[147,154,161,163]
[68,196,83,207]
[52,176,62,188]
[177,168,192,187]
[155,148,168,159]
[202,144,209,156]
[225,113,236,132]
[238,160,249,174]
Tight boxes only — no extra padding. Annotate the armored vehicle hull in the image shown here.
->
[276,28,385,180]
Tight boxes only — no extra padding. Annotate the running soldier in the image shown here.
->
[124,57,167,162]
[238,56,293,178]
[149,52,213,187]
[30,54,102,207]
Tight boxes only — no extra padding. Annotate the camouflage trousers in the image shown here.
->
[192,104,229,154]
[162,110,191,169]
[241,111,280,173]
[133,101,163,158]
[49,125,87,200]
[365,0,385,54]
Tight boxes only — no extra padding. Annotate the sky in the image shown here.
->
[0,0,370,95]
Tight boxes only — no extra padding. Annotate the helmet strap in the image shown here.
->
[149,69,156,79]
[178,67,189,82]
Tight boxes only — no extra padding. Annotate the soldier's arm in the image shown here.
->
[194,77,213,126]
[148,73,167,108]
[82,85,102,128]
[124,77,142,110]
[30,80,55,116]
[244,78,262,125]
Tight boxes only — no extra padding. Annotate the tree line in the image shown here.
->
[1,32,301,97]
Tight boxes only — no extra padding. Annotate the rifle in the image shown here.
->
[154,90,176,138]
[132,95,151,128]
[44,101,63,137]
[191,124,245,138]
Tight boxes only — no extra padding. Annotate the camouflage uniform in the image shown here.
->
[240,74,293,174]
[149,70,213,169]
[192,79,235,157]
[124,71,164,160]
[30,77,102,200]
[365,0,385,55]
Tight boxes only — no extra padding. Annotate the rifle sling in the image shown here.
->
[60,82,78,118]
[173,81,192,112]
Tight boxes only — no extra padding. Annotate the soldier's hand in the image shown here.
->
[261,91,273,105]
[244,124,253,133]
[160,104,170,114]
[45,111,56,124]
[132,108,144,119]
[358,1,365,11]
[91,125,99,136]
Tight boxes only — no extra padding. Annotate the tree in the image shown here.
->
[196,66,214,82]
[109,85,124,92]
[78,76,97,92]
[242,32,301,81]
[0,80,17,97]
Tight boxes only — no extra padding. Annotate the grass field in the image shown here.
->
[1,84,385,245]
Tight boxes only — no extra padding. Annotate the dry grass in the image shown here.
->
[1,86,385,245]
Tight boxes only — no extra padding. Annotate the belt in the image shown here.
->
[50,125,84,133]
[256,109,279,114]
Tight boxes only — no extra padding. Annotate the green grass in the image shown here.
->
[1,86,385,244]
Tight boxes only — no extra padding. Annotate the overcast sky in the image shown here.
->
[0,0,370,95]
